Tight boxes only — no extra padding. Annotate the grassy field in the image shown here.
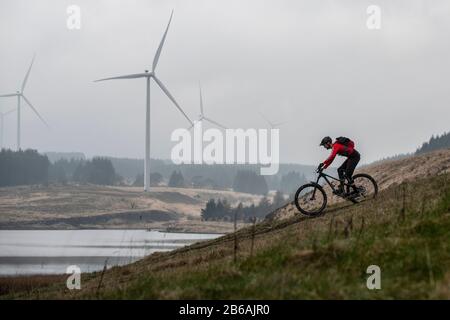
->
[2,172,449,299]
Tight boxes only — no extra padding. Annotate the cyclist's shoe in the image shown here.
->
[346,191,359,199]
[333,185,345,196]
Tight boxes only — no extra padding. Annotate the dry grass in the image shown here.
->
[0,275,66,297]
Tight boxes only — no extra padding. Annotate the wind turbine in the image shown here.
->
[189,83,227,130]
[259,112,288,129]
[95,10,193,192]
[0,108,15,149]
[0,55,49,150]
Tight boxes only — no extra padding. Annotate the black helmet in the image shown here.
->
[320,136,332,146]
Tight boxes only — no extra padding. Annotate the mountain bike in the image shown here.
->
[294,168,378,216]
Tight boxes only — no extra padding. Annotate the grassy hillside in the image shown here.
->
[3,171,449,299]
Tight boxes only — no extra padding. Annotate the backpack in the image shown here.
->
[336,136,355,148]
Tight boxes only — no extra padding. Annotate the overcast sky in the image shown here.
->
[0,0,449,165]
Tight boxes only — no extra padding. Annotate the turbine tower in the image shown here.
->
[259,112,287,129]
[0,55,49,150]
[0,108,15,149]
[189,83,227,130]
[95,10,193,192]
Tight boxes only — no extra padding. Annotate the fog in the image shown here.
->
[0,0,449,164]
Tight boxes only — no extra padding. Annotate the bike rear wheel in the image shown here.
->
[348,173,378,203]
[294,183,327,216]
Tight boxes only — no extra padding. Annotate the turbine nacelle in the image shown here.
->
[188,83,226,130]
[259,112,287,129]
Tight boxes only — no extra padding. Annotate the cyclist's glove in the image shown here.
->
[317,163,324,172]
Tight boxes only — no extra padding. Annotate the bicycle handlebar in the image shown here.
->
[316,163,324,173]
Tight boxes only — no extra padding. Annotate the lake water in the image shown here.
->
[0,230,222,276]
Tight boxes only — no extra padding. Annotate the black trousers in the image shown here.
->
[337,150,360,183]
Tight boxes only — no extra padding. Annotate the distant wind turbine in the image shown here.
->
[189,83,227,130]
[0,55,49,150]
[0,108,15,149]
[95,10,193,192]
[259,112,288,129]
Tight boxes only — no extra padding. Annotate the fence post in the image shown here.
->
[421,194,426,216]
[425,243,435,287]
[400,183,407,221]
[358,216,365,238]
[250,216,256,257]
[233,210,238,263]
[96,258,108,298]
[327,215,335,241]
[343,215,353,238]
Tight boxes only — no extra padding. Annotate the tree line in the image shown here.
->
[416,131,450,155]
[107,157,315,191]
[0,149,121,187]
[0,149,49,187]
[49,157,121,185]
[0,149,307,195]
[162,169,305,196]
[201,191,287,222]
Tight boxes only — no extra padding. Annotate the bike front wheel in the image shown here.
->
[294,183,327,216]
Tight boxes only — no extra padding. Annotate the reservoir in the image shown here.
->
[0,229,221,276]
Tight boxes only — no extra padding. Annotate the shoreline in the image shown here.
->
[0,227,228,234]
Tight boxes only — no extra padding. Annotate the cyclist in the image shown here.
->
[318,136,361,195]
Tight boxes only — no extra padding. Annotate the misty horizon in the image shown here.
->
[1,0,450,166]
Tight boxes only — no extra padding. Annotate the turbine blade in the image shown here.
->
[258,112,272,126]
[204,116,227,129]
[199,83,204,116]
[272,121,288,128]
[0,93,18,98]
[152,75,193,126]
[94,73,149,82]
[21,95,50,128]
[21,54,35,93]
[152,10,174,72]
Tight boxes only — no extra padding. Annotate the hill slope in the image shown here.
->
[268,148,450,221]
[2,149,450,299]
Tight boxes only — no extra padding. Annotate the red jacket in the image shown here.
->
[323,141,355,169]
